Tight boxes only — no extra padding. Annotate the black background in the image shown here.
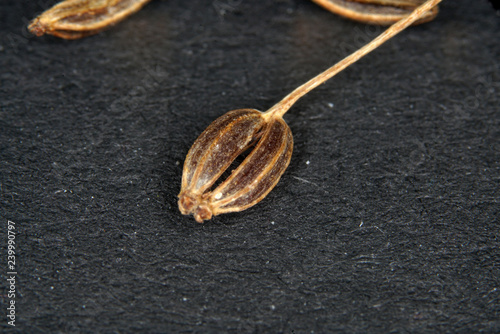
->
[1,0,499,332]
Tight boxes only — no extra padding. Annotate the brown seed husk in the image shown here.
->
[310,0,438,25]
[178,109,293,223]
[28,0,152,39]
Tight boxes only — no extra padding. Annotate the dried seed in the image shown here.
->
[28,0,152,39]
[178,109,293,223]
[311,0,438,25]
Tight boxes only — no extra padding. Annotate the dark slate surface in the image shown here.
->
[1,0,499,332]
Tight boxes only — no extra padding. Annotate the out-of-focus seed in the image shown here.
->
[28,0,152,39]
[311,0,438,25]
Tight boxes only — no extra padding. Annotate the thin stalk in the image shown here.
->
[264,0,443,120]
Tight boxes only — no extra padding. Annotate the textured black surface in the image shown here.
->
[1,0,499,332]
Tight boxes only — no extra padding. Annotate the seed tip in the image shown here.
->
[178,193,195,214]
[194,205,212,223]
[28,19,48,37]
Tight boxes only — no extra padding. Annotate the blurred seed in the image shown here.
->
[28,0,152,39]
[311,0,438,25]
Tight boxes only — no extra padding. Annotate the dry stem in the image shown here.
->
[264,0,443,120]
